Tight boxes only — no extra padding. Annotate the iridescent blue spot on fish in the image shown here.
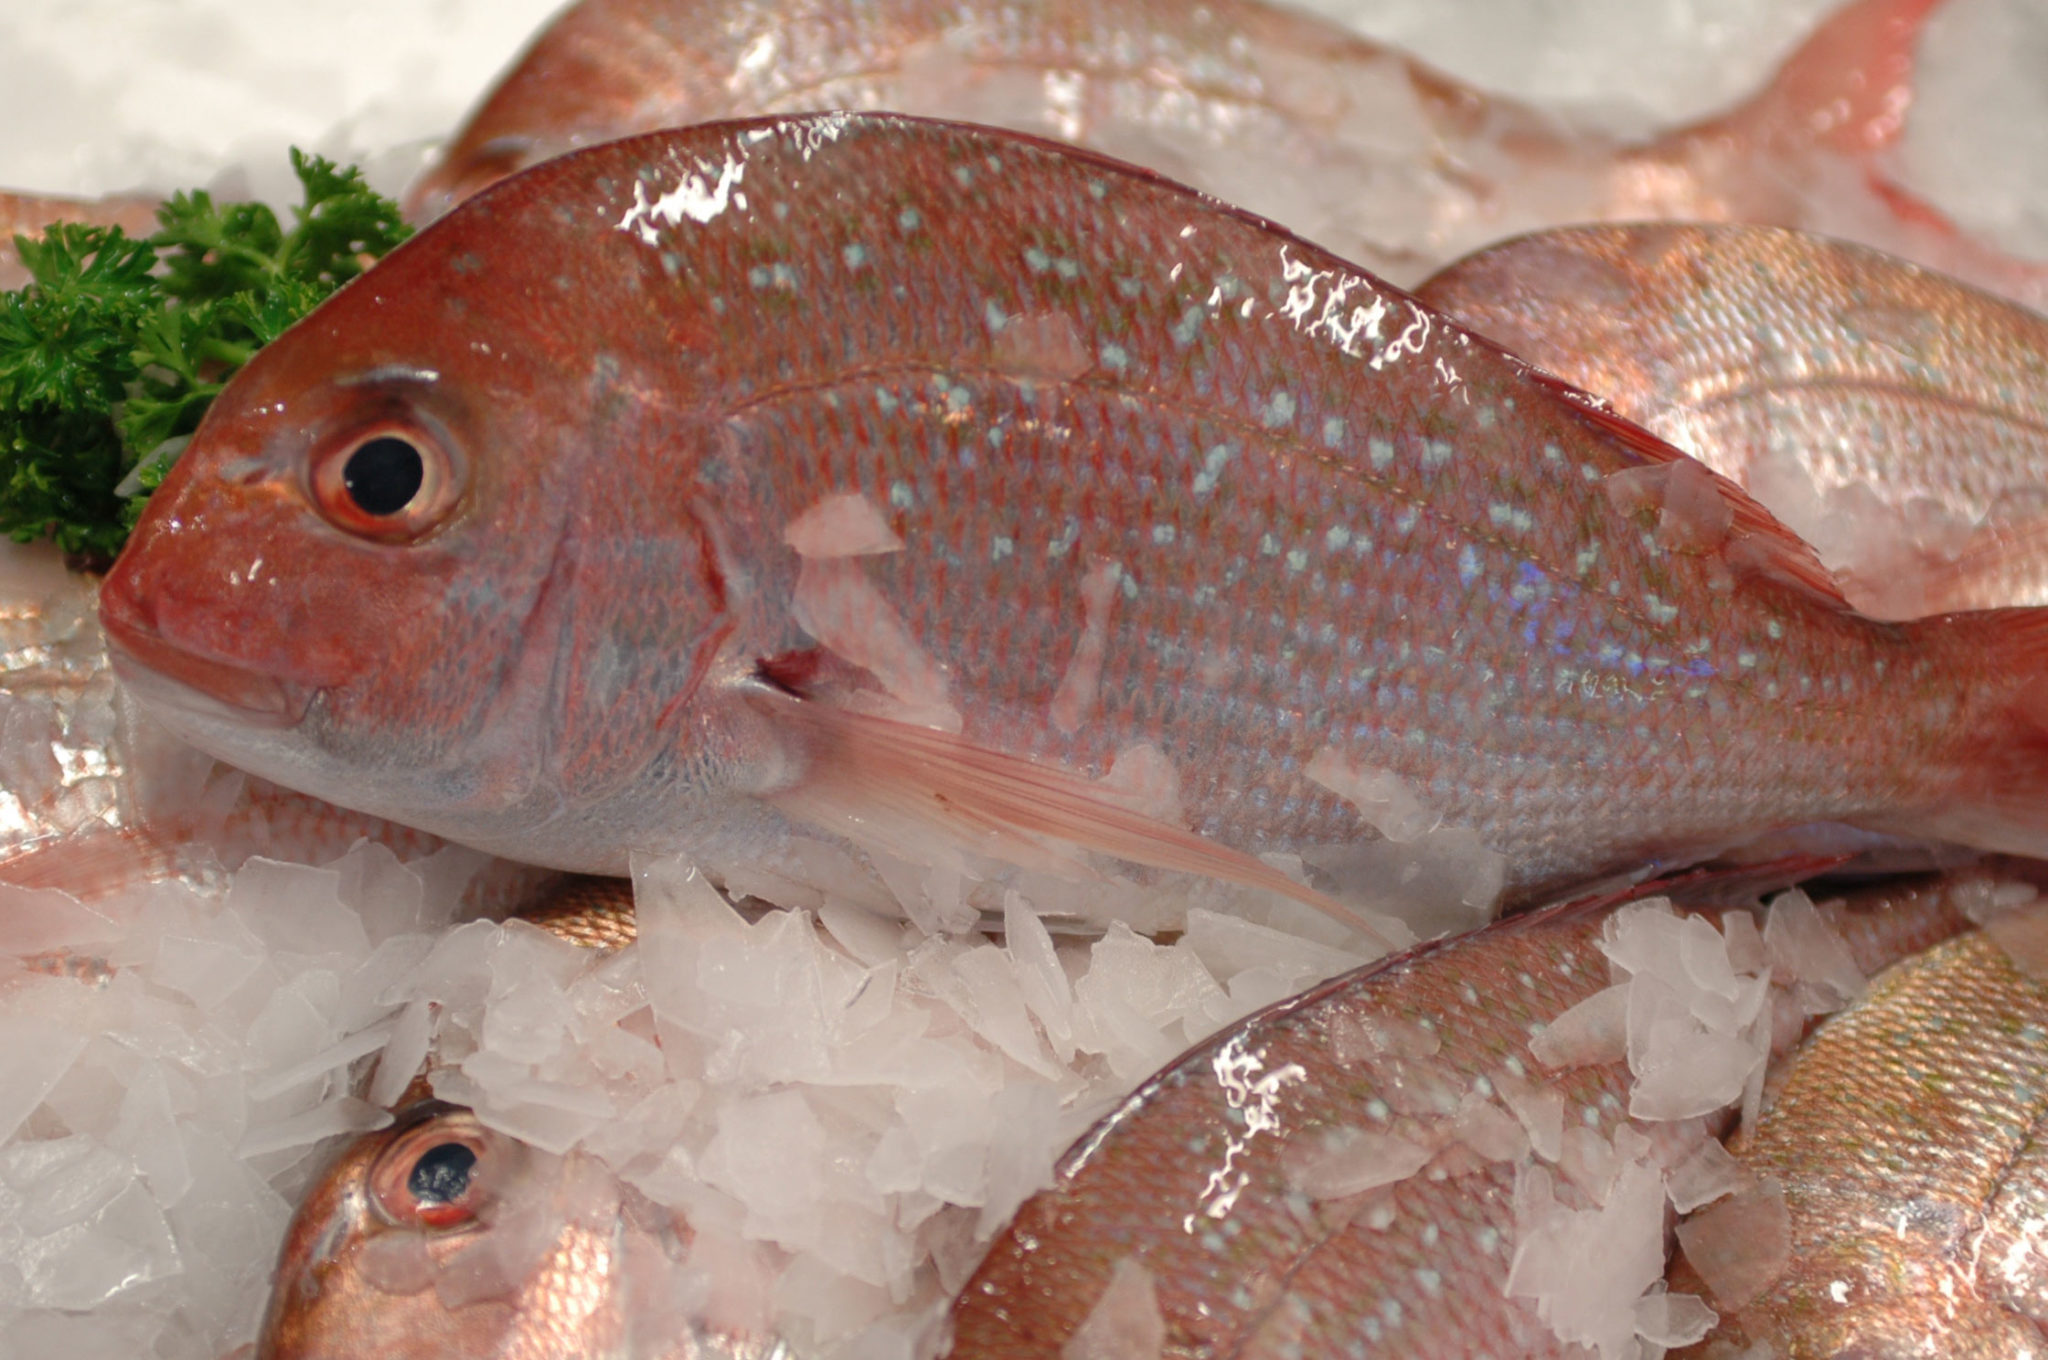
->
[1262,390,1296,428]
[1368,437,1394,469]
[952,164,975,188]
[1046,520,1079,558]
[984,299,1009,332]
[1286,549,1308,573]
[841,242,868,270]
[1100,342,1131,372]
[1192,444,1232,496]
[1023,246,1052,274]
[897,207,921,232]
[1422,440,1453,469]
[1458,545,1483,586]
[1321,416,1346,448]
[1116,276,1143,299]
[747,264,771,289]
[889,480,914,510]
[991,535,1013,562]
[1325,526,1350,551]
[1153,524,1176,546]
[1171,306,1204,347]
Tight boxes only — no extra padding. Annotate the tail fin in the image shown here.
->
[1724,0,1945,160]
[1884,606,2048,861]
[1665,0,2048,306]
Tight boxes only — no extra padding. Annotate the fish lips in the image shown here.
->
[99,605,310,729]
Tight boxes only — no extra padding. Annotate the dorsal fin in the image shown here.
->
[1527,368,1856,612]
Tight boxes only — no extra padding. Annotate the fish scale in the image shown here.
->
[1670,919,2048,1356]
[97,114,2048,917]
[948,872,1982,1357]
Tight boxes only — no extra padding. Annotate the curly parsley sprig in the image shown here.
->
[0,150,410,568]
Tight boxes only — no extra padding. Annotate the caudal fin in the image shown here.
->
[1726,0,1944,160]
[1665,0,2048,307]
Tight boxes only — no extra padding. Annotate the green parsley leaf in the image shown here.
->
[0,150,412,568]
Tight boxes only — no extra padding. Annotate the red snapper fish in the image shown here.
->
[1418,223,2048,622]
[251,881,785,1360]
[948,870,1986,1358]
[93,114,2048,924]
[406,0,2048,306]
[1668,906,2048,1357]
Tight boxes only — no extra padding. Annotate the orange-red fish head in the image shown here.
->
[256,1104,538,1360]
[99,169,742,860]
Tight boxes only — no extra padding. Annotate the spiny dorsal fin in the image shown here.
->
[1529,369,1856,612]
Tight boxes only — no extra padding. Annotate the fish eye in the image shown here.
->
[407,1142,477,1207]
[368,1112,495,1231]
[344,436,424,517]
[310,421,464,542]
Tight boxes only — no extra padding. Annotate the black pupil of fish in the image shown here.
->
[406,1142,477,1206]
[342,436,425,517]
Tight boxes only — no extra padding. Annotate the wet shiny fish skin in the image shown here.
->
[0,540,553,915]
[1673,914,2048,1357]
[407,0,2048,303]
[946,873,1983,1358]
[1418,222,2048,621]
[96,114,2048,913]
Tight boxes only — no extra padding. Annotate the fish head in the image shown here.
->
[255,1101,668,1360]
[99,156,747,866]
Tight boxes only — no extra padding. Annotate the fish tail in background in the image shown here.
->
[1887,606,2048,859]
[1640,0,2048,305]
[1719,0,1945,159]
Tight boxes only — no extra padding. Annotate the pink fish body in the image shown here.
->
[407,0,2048,305]
[948,872,1982,1358]
[95,115,2048,920]
[1418,223,2048,621]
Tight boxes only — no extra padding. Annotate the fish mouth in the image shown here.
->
[102,620,308,729]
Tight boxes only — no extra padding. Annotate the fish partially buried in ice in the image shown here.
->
[95,114,2048,927]
[407,0,2048,306]
[1669,884,2048,1357]
[253,879,788,1360]
[1418,223,2048,620]
[946,871,1986,1359]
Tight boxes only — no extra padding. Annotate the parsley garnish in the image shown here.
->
[0,149,410,569]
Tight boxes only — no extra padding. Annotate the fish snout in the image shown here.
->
[99,538,317,728]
